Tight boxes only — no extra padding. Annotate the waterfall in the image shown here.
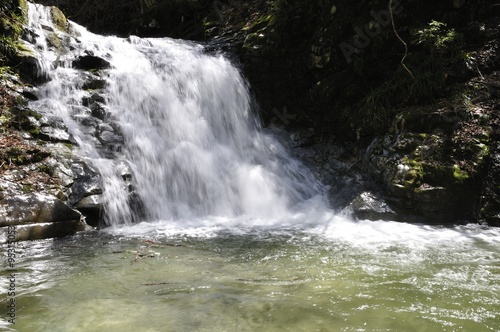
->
[24,3,324,227]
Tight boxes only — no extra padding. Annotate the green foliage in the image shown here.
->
[411,20,470,78]
[413,20,460,53]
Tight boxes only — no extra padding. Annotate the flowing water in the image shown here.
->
[1,3,500,331]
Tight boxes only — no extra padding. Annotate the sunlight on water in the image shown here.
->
[2,220,499,332]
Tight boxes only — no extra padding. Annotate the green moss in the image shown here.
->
[63,142,73,150]
[452,165,469,183]
[22,183,34,193]
[50,6,67,32]
[0,115,9,125]
[37,164,55,176]
[15,41,33,55]
[400,156,424,187]
[422,162,471,187]
[28,127,40,136]
[18,0,27,19]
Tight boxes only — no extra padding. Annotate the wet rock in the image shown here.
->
[13,50,50,84]
[0,220,86,242]
[73,55,111,71]
[345,191,398,221]
[82,93,105,106]
[128,191,146,223]
[73,112,101,132]
[38,115,72,143]
[97,122,122,145]
[67,161,103,206]
[90,102,108,120]
[83,78,107,90]
[22,88,39,101]
[75,194,103,227]
[116,160,132,181]
[285,128,369,210]
[50,6,68,32]
[0,193,82,226]
[68,174,102,205]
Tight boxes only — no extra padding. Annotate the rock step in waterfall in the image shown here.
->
[1,2,325,241]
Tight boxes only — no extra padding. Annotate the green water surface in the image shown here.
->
[1,224,499,332]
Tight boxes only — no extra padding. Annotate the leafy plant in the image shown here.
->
[413,20,460,53]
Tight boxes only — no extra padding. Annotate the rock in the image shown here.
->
[13,50,50,84]
[83,78,107,90]
[90,102,108,120]
[0,193,82,226]
[82,93,105,106]
[394,108,465,134]
[97,122,122,145]
[68,174,102,205]
[345,191,398,221]
[0,220,86,243]
[363,108,487,223]
[73,55,111,71]
[50,6,68,32]
[75,194,103,227]
[38,115,72,143]
[128,191,146,223]
[22,88,39,101]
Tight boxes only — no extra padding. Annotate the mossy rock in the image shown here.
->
[50,6,68,32]
[422,163,470,186]
[244,14,274,34]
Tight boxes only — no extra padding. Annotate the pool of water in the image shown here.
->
[2,216,499,331]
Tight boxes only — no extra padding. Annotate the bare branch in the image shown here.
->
[389,0,414,79]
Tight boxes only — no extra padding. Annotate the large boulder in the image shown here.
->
[0,193,86,242]
[0,193,82,226]
[0,220,86,242]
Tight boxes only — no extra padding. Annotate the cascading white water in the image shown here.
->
[24,3,323,227]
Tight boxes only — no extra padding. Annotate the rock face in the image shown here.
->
[0,2,94,241]
[363,106,489,223]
